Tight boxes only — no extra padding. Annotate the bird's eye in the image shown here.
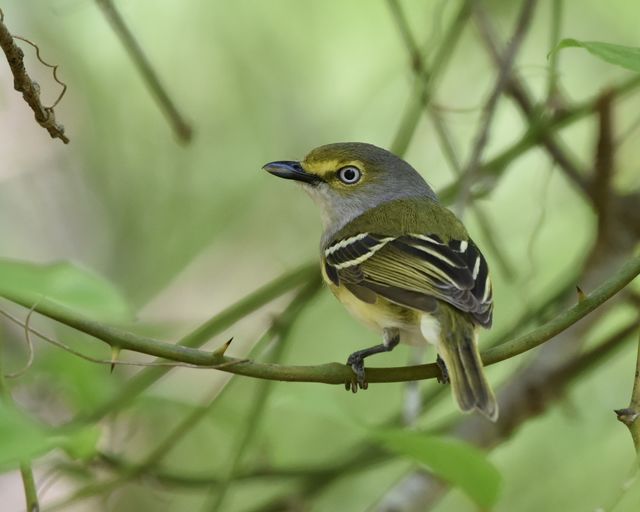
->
[337,166,362,185]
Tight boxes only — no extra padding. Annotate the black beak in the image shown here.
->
[262,161,320,185]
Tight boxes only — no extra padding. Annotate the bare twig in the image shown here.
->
[95,0,193,143]
[456,0,538,212]
[0,10,69,143]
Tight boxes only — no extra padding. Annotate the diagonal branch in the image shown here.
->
[95,0,193,143]
[456,0,538,211]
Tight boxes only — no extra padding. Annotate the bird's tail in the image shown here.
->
[430,309,498,422]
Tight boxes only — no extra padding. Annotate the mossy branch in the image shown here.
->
[1,255,639,387]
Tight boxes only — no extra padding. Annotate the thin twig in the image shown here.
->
[456,0,538,213]
[95,0,193,143]
[389,0,472,156]
[3,301,37,378]
[0,10,69,143]
[546,0,563,104]
[615,328,640,455]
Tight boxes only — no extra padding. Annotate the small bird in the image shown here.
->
[263,142,498,421]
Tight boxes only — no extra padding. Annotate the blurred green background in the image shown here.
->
[1,0,640,510]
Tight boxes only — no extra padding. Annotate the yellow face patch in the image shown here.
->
[301,159,366,186]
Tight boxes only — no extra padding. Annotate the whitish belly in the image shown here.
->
[329,283,431,346]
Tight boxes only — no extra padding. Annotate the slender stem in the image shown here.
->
[389,0,471,156]
[206,281,318,511]
[2,256,638,387]
[20,463,40,512]
[616,328,640,455]
[546,0,563,102]
[0,333,40,511]
[95,0,193,142]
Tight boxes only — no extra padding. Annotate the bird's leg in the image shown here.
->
[436,354,449,384]
[346,328,400,393]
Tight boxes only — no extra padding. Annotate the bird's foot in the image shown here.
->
[436,355,449,384]
[345,352,368,392]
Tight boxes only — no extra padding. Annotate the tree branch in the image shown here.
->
[0,10,69,143]
[95,0,193,143]
[1,255,638,388]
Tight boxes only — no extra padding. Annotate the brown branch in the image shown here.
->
[0,10,69,143]
[456,0,538,210]
[95,0,193,143]
[592,90,615,245]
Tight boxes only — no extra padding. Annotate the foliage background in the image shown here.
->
[1,0,640,510]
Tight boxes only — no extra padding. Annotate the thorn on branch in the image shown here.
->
[110,346,121,373]
[0,11,69,143]
[615,408,639,428]
[212,338,233,357]
[576,286,587,303]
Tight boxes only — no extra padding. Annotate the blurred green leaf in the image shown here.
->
[552,39,640,72]
[0,403,52,471]
[0,259,130,321]
[0,402,100,471]
[371,429,501,509]
[61,425,101,461]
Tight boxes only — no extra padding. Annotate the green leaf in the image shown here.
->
[0,402,100,471]
[371,429,501,509]
[552,39,640,73]
[0,403,53,471]
[0,259,130,321]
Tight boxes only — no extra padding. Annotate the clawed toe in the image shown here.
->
[346,354,368,392]
[436,355,449,384]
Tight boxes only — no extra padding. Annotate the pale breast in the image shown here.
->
[324,275,428,345]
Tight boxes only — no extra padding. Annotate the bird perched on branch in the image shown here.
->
[263,142,498,421]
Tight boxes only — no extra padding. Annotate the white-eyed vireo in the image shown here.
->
[263,142,497,421]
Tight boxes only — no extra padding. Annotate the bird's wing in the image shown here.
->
[323,232,493,327]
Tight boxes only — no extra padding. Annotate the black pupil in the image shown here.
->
[342,168,357,182]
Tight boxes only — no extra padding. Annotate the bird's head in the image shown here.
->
[263,142,435,235]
